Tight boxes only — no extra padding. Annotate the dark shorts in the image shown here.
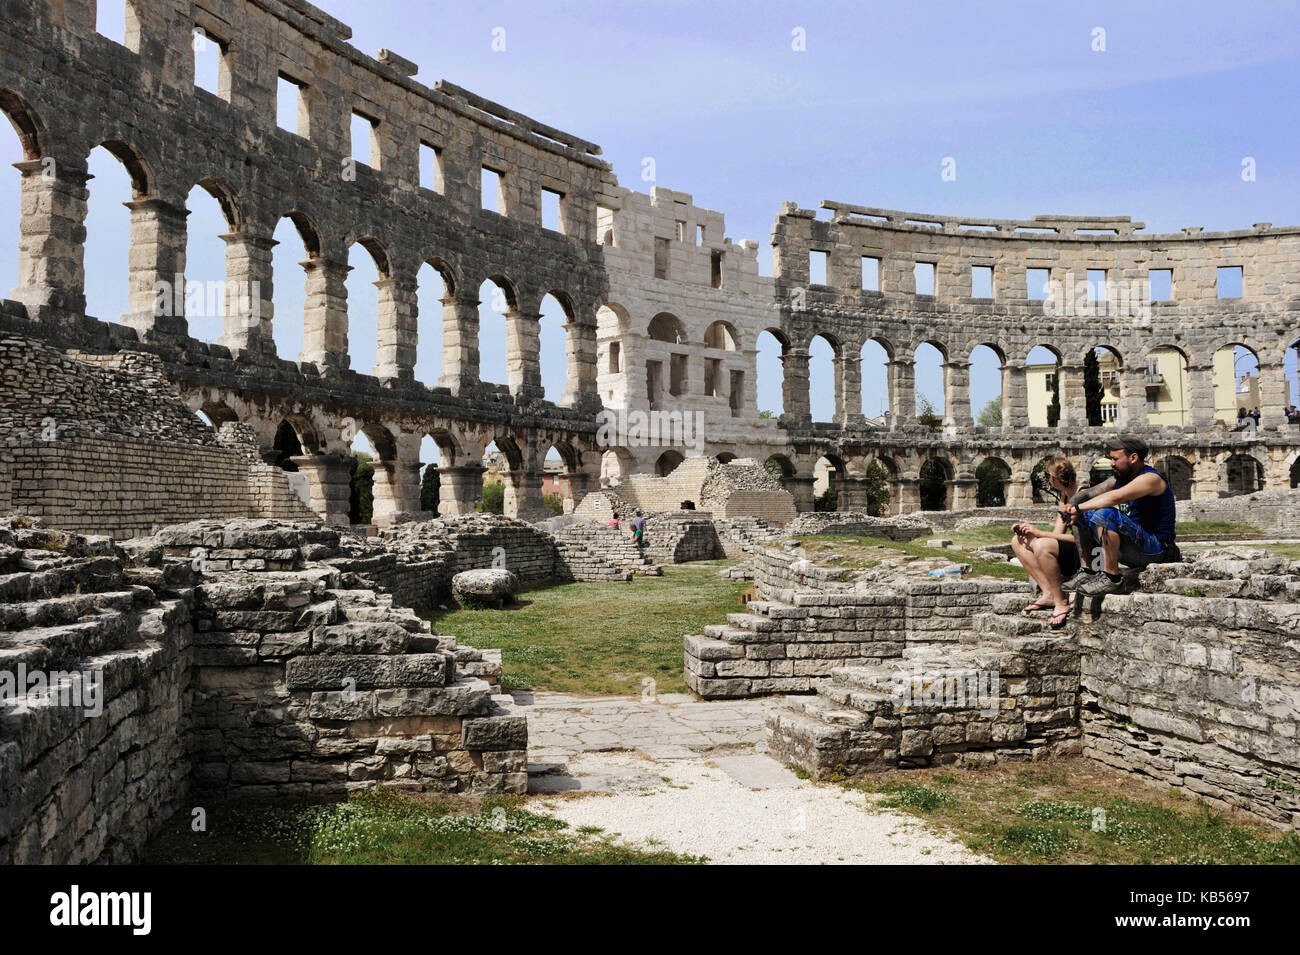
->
[1056,538,1080,578]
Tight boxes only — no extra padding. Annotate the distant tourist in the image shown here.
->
[1060,435,1179,597]
[1287,405,1300,423]
[1010,457,1083,630]
[1252,407,1261,424]
[631,510,647,548]
[608,512,621,529]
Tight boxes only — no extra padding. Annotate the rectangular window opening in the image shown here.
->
[193,28,230,100]
[1087,269,1107,302]
[710,250,724,289]
[277,75,307,137]
[1026,268,1051,301]
[861,256,880,292]
[697,224,706,246]
[1217,266,1243,299]
[971,265,993,298]
[646,361,662,410]
[669,353,688,397]
[809,250,829,286]
[914,262,936,296]
[541,188,563,233]
[597,205,616,246]
[654,237,670,279]
[481,167,503,214]
[1148,269,1172,301]
[419,142,444,194]
[96,0,127,46]
[675,220,686,242]
[705,358,721,397]
[609,341,621,374]
[351,111,379,169]
[729,370,744,417]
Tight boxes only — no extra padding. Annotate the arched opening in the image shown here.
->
[975,457,1011,507]
[544,441,580,514]
[860,338,892,423]
[182,180,240,343]
[918,457,951,511]
[655,449,685,477]
[715,452,737,464]
[969,344,1004,427]
[862,458,893,516]
[84,145,142,325]
[1285,335,1299,417]
[809,333,838,423]
[1213,343,1260,427]
[540,291,572,405]
[1291,456,1300,489]
[596,302,629,406]
[1030,454,1069,504]
[1085,345,1123,425]
[415,259,452,387]
[813,454,844,510]
[0,98,23,296]
[1155,455,1194,501]
[914,341,945,426]
[1145,345,1190,426]
[1224,453,1265,496]
[479,439,509,514]
[418,434,442,516]
[601,447,635,487]
[346,238,390,377]
[756,328,788,417]
[1026,345,1062,427]
[704,321,739,351]
[647,312,687,344]
[764,454,795,488]
[270,212,320,363]
[478,277,515,387]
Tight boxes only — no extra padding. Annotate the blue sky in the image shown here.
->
[2,0,1298,438]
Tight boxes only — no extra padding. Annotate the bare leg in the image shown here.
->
[1030,538,1068,609]
[1097,526,1120,575]
[1011,535,1052,605]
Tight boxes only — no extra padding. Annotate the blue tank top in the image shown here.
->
[1118,464,1176,549]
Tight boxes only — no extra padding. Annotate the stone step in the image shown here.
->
[726,611,778,632]
[0,590,137,632]
[784,692,870,727]
[0,612,132,674]
[971,611,1051,638]
[683,632,745,661]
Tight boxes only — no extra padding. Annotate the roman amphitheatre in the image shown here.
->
[1,0,1298,866]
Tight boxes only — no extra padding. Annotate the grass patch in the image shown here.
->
[850,757,1300,864]
[1175,520,1261,537]
[794,535,1028,580]
[426,560,747,695]
[142,788,703,865]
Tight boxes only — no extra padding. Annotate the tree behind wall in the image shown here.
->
[919,459,947,510]
[863,461,890,516]
[420,464,439,514]
[1084,349,1103,426]
[349,452,374,524]
[1047,375,1061,428]
[478,482,505,514]
[976,398,1002,428]
[917,393,943,431]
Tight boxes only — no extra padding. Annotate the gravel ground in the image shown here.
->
[533,751,993,865]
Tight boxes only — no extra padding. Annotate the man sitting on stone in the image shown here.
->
[1060,435,1178,597]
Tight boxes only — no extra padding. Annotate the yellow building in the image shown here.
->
[1024,346,1190,427]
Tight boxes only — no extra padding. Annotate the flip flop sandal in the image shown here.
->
[1022,600,1054,614]
[1049,607,1070,629]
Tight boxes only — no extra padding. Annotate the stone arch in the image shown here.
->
[918,454,953,511]
[808,332,841,422]
[478,274,520,389]
[1211,341,1261,426]
[1025,343,1063,428]
[913,339,947,421]
[600,446,636,487]
[1154,454,1195,501]
[655,449,685,477]
[757,326,790,417]
[544,439,583,514]
[269,211,323,363]
[969,342,1006,427]
[100,140,153,198]
[1083,344,1124,426]
[974,455,1012,507]
[539,289,576,405]
[184,177,243,343]
[813,450,848,509]
[1220,449,1266,496]
[198,400,240,427]
[1142,343,1192,427]
[861,335,894,420]
[704,320,740,351]
[85,143,150,328]
[648,311,687,344]
[0,89,47,160]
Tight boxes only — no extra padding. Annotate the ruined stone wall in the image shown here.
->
[645,513,724,563]
[0,517,527,863]
[0,333,316,536]
[1077,552,1300,828]
[1176,488,1300,535]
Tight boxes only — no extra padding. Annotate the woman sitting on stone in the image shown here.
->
[1009,457,1084,630]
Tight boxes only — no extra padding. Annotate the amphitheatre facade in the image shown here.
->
[2,0,1299,864]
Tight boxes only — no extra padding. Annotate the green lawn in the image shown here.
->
[850,759,1300,864]
[427,561,748,695]
[794,534,1029,580]
[143,789,703,865]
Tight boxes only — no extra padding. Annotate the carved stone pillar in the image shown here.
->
[11,158,91,318]
[374,272,418,380]
[219,231,277,355]
[121,196,190,340]
[300,257,351,373]
[440,294,481,394]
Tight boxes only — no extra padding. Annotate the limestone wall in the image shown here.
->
[1176,488,1300,535]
